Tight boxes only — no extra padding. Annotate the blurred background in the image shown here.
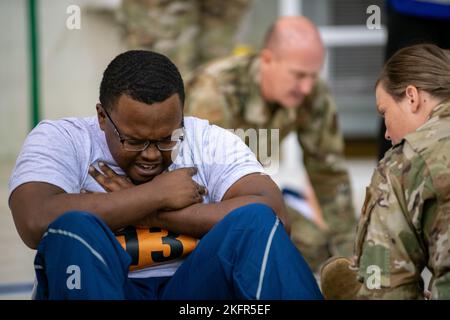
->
[0,0,386,298]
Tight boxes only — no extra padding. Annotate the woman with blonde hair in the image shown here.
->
[321,43,450,299]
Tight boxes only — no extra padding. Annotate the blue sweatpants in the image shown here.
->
[33,203,323,300]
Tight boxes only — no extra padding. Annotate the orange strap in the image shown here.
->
[115,227,198,271]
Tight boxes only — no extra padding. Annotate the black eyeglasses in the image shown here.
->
[102,107,184,152]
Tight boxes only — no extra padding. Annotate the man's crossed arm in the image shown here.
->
[10,164,289,249]
[85,163,290,238]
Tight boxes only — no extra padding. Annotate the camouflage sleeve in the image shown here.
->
[184,73,234,128]
[354,142,446,299]
[429,200,450,300]
[424,151,450,300]
[296,83,356,236]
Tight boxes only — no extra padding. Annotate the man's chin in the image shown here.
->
[130,175,155,185]
[129,166,167,184]
[128,171,156,185]
[282,98,304,109]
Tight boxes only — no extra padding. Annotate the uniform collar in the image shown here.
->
[395,99,450,147]
[427,99,450,120]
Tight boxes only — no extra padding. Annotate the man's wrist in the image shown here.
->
[130,179,165,214]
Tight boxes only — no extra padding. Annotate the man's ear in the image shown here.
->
[260,48,274,65]
[96,103,106,131]
[405,85,420,113]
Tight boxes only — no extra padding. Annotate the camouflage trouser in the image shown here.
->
[117,0,252,77]
[287,206,355,272]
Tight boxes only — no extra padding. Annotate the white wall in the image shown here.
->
[0,0,126,161]
[40,0,125,120]
[0,0,29,162]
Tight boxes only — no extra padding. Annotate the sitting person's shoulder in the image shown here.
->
[403,104,450,162]
[183,116,255,158]
[183,116,236,139]
[32,116,96,137]
[379,131,450,187]
[184,116,244,133]
[24,116,99,156]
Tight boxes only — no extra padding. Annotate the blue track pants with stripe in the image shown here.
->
[33,203,323,300]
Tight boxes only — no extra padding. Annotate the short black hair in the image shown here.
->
[99,50,185,110]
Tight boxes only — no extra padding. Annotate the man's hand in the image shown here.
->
[152,168,207,210]
[88,163,207,211]
[88,162,134,191]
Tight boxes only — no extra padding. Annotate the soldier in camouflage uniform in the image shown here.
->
[321,44,450,299]
[117,0,252,77]
[184,16,357,271]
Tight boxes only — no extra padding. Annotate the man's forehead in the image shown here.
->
[282,50,323,72]
[289,65,318,75]
[115,94,180,114]
[113,94,182,137]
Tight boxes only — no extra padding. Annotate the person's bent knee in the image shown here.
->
[40,211,119,262]
[224,203,277,227]
[46,211,109,241]
[49,211,99,229]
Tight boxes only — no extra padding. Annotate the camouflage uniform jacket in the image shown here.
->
[185,54,356,235]
[354,100,450,299]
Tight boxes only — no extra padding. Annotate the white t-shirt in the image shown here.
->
[9,116,265,278]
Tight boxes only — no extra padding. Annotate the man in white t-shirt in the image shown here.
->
[8,50,322,300]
